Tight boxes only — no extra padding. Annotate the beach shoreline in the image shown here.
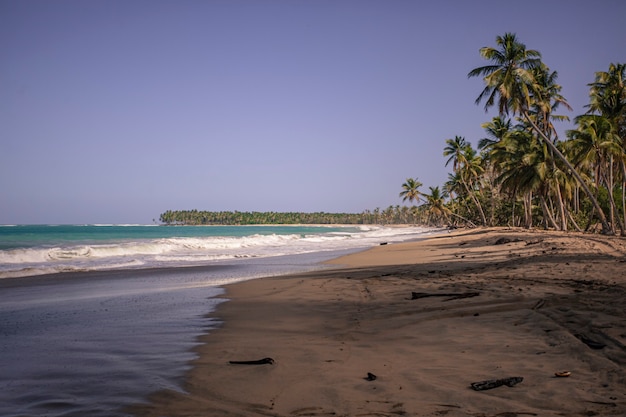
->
[129,227,626,417]
[1,236,399,417]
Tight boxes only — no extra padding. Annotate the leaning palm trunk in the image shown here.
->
[449,212,477,228]
[523,112,613,234]
[550,156,568,231]
[602,156,619,234]
[462,180,487,226]
[554,182,567,231]
[602,169,624,235]
[567,210,584,232]
[597,159,624,234]
[539,193,559,230]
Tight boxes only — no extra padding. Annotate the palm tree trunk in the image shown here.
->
[609,156,615,230]
[550,157,567,231]
[489,178,496,226]
[567,210,584,232]
[511,194,516,227]
[621,160,626,236]
[540,193,559,230]
[448,212,477,227]
[602,170,624,235]
[523,112,613,234]
[554,182,567,231]
[524,191,533,229]
[462,179,487,226]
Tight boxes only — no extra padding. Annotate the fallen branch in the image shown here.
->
[494,237,523,245]
[364,372,377,381]
[470,376,523,391]
[229,357,275,365]
[411,291,480,301]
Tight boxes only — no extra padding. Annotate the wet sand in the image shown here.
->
[0,266,230,417]
[130,228,626,417]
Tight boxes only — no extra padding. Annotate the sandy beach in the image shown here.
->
[129,228,626,417]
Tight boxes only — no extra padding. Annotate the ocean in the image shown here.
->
[0,224,435,279]
[0,224,438,416]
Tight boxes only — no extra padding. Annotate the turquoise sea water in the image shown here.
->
[0,224,434,279]
[0,224,358,250]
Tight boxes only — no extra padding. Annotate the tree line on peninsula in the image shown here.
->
[162,33,624,235]
[159,210,397,225]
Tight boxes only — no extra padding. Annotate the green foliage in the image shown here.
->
[442,32,626,234]
[160,210,378,225]
[159,206,440,226]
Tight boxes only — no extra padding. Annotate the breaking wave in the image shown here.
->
[0,226,440,279]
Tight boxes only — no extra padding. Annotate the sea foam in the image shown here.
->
[0,226,440,279]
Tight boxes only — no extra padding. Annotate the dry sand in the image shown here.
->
[129,228,626,417]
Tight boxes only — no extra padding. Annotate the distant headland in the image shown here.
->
[158,210,413,225]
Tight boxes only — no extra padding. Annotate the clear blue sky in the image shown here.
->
[1,0,625,224]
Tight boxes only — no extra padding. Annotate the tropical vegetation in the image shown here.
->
[159,210,413,225]
[400,33,624,235]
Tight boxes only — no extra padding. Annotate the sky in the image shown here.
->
[1,0,625,224]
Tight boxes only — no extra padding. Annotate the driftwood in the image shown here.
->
[494,237,523,245]
[364,372,377,381]
[411,291,480,301]
[470,376,523,391]
[229,357,275,365]
[494,237,543,246]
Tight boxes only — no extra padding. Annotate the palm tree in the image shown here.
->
[468,33,542,115]
[586,63,626,235]
[567,115,624,233]
[410,205,424,224]
[489,127,540,228]
[468,33,612,234]
[399,178,423,205]
[479,116,513,151]
[423,186,450,226]
[424,186,476,227]
[463,146,488,215]
[444,171,468,215]
[443,136,488,225]
[529,63,572,136]
[587,63,626,132]
[529,64,573,230]
[479,116,513,225]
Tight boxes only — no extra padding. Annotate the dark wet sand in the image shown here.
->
[0,266,229,417]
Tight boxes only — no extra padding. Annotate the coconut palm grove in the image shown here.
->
[162,33,625,235]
